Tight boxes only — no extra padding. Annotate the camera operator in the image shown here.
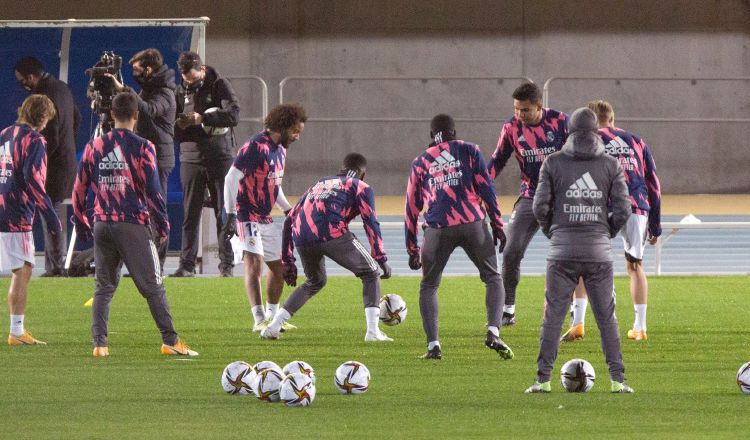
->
[106,49,176,271]
[15,56,81,277]
[171,51,240,277]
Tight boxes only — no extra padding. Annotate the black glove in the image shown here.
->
[491,225,507,253]
[378,260,392,279]
[408,253,422,271]
[282,262,297,287]
[222,213,237,241]
[75,224,93,242]
[283,209,291,217]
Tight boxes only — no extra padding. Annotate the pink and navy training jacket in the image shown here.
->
[405,139,503,256]
[598,126,662,237]
[488,108,568,198]
[282,172,386,264]
[0,124,61,233]
[233,131,286,224]
[72,128,169,238]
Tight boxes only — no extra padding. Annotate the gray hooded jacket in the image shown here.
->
[532,108,630,262]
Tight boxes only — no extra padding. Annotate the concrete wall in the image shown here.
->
[6,0,749,194]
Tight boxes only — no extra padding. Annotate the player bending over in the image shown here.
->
[405,114,512,360]
[1,95,61,346]
[222,104,305,333]
[260,153,393,341]
[72,92,197,357]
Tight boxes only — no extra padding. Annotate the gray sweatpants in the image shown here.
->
[419,221,504,343]
[502,197,540,307]
[92,222,178,347]
[536,260,624,383]
[283,232,380,315]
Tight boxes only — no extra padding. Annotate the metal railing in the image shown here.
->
[226,75,269,122]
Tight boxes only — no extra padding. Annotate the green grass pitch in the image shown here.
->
[0,275,748,439]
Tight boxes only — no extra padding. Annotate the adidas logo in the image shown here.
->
[604,136,631,155]
[99,147,129,170]
[269,159,275,166]
[0,141,12,165]
[518,135,526,144]
[566,172,603,198]
[428,150,461,174]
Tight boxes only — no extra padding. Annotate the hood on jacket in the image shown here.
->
[561,107,604,160]
[142,64,177,90]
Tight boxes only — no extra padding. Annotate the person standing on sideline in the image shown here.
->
[1,95,61,345]
[488,82,568,326]
[106,48,177,271]
[260,153,393,341]
[171,51,240,278]
[560,100,662,342]
[222,104,304,333]
[15,56,80,277]
[525,107,633,393]
[72,92,197,358]
[405,114,512,360]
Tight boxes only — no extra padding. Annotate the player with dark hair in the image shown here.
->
[560,100,662,342]
[260,153,392,341]
[406,114,512,360]
[488,82,568,325]
[223,104,306,333]
[1,95,60,345]
[15,56,81,277]
[72,91,197,357]
[526,107,632,393]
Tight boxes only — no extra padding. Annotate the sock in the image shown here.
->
[487,326,500,337]
[267,308,291,334]
[572,298,588,326]
[503,305,515,315]
[428,340,441,351]
[633,304,647,331]
[365,307,380,334]
[265,303,279,320]
[252,305,266,324]
[10,314,24,336]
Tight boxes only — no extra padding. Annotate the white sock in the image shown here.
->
[252,305,266,324]
[268,308,291,333]
[487,326,500,337]
[265,303,279,320]
[633,304,647,331]
[572,298,588,326]
[503,305,515,315]
[365,307,380,334]
[10,314,24,336]
[428,340,441,350]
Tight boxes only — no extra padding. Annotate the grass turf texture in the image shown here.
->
[0,276,748,439]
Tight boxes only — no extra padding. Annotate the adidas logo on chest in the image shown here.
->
[429,150,461,174]
[99,147,129,170]
[566,172,602,198]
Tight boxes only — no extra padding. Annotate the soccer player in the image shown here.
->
[526,107,633,393]
[72,92,197,357]
[560,100,662,342]
[223,104,304,333]
[488,82,568,325]
[406,114,512,360]
[260,153,393,341]
[1,95,61,346]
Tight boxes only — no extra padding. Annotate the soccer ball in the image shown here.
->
[253,360,282,375]
[560,359,596,392]
[736,361,750,394]
[379,294,407,326]
[220,361,255,395]
[252,368,284,402]
[279,373,316,407]
[283,360,316,384]
[334,361,370,395]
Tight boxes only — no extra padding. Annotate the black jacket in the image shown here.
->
[33,73,81,202]
[125,64,177,169]
[175,66,240,164]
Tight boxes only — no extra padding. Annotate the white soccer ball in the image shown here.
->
[736,361,750,394]
[334,361,371,395]
[253,360,282,375]
[379,294,408,326]
[220,361,255,395]
[279,373,316,407]
[283,360,316,384]
[560,359,596,392]
[201,107,230,135]
[252,368,284,402]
